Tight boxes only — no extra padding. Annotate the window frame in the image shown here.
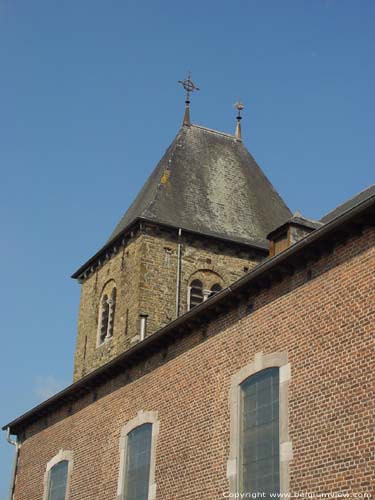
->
[43,449,74,500]
[227,352,292,495]
[117,410,160,500]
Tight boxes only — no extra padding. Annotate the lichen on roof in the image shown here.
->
[108,123,291,248]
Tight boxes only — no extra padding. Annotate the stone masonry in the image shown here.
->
[73,223,264,381]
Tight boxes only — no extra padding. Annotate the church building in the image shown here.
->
[3,77,375,500]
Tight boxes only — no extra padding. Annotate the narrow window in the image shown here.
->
[210,283,222,296]
[99,294,109,344]
[47,460,69,500]
[123,423,152,500]
[98,286,117,345]
[189,279,203,309]
[240,367,280,497]
[107,287,117,338]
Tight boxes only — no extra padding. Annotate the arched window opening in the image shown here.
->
[210,283,222,296]
[189,279,203,310]
[240,367,280,496]
[123,423,153,500]
[98,285,117,346]
[47,460,69,500]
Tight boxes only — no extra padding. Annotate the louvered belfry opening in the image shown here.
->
[99,294,109,344]
[189,279,204,309]
[210,283,222,296]
[98,286,117,345]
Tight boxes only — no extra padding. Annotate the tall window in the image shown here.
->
[123,424,152,500]
[118,410,159,500]
[227,353,291,496]
[47,460,69,500]
[240,368,280,496]
[189,279,203,309]
[98,285,117,345]
[43,450,73,500]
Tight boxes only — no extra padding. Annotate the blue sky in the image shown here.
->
[0,0,374,494]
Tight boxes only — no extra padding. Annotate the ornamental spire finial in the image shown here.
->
[234,100,245,141]
[178,71,200,126]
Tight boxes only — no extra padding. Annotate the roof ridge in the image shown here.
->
[190,123,236,139]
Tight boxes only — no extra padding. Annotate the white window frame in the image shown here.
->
[43,449,74,500]
[117,410,160,500]
[227,352,292,495]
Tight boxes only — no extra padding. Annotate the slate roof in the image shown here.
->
[321,184,375,223]
[267,212,323,240]
[108,124,291,249]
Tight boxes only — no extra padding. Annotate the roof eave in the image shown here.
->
[71,217,269,280]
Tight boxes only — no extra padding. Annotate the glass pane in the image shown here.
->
[124,423,152,500]
[48,460,68,500]
[240,368,280,499]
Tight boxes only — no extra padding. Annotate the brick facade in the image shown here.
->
[12,227,375,499]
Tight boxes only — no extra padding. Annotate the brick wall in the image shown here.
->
[19,227,374,499]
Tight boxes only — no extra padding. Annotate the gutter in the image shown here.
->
[6,427,20,500]
[175,228,182,318]
[3,192,375,434]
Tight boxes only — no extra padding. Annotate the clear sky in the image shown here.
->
[0,0,374,495]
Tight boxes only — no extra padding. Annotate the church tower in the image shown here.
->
[72,77,291,381]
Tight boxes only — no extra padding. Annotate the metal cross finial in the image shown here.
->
[178,71,200,103]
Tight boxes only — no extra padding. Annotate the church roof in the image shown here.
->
[108,123,291,249]
[321,184,375,223]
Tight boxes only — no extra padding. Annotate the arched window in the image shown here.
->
[210,283,222,296]
[48,460,69,500]
[189,279,203,309]
[97,285,117,346]
[227,352,292,497]
[240,368,280,495]
[124,423,152,500]
[43,450,73,500]
[117,410,159,500]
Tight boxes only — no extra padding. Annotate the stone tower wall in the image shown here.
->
[73,235,143,381]
[73,224,263,381]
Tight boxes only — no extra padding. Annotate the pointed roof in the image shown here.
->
[108,123,291,249]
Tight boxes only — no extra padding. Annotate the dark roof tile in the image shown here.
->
[321,184,375,223]
[108,124,291,248]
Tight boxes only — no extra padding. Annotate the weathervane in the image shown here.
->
[178,71,200,126]
[234,100,245,140]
